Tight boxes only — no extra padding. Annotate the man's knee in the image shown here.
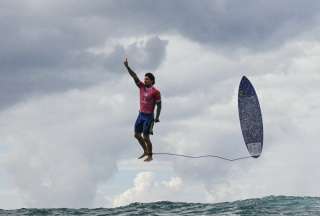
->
[135,133,142,139]
[142,133,150,141]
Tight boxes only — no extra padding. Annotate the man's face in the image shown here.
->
[144,76,153,86]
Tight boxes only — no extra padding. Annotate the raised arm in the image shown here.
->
[124,58,141,87]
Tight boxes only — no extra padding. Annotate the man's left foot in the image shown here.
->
[138,152,147,159]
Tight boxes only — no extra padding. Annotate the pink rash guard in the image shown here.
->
[138,81,161,114]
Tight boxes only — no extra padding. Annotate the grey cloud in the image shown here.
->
[1,0,320,109]
[0,11,168,108]
[0,1,170,109]
[126,37,169,71]
[133,0,320,50]
[103,36,168,73]
[39,0,320,49]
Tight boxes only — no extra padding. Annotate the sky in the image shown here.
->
[1,0,320,209]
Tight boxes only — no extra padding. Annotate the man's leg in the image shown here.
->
[143,134,153,162]
[134,113,148,159]
[134,132,148,159]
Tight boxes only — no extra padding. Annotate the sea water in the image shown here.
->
[1,196,320,215]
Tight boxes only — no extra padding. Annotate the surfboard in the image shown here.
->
[238,76,263,158]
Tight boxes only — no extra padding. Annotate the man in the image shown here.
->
[124,58,162,162]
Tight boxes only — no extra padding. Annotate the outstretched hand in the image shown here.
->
[124,58,128,67]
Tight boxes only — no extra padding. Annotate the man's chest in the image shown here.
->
[141,88,155,101]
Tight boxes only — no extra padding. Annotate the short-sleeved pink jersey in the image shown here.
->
[138,81,161,114]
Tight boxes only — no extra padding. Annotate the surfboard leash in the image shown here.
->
[152,152,253,162]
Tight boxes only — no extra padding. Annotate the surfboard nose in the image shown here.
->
[239,76,256,97]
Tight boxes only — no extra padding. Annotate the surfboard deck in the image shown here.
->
[238,76,263,158]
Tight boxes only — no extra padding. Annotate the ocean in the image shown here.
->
[1,196,319,215]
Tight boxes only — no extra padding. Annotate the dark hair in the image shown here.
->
[145,73,155,84]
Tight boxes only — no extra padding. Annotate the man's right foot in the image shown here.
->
[138,152,147,159]
[144,156,153,162]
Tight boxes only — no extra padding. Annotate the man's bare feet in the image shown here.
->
[144,156,153,162]
[138,152,147,159]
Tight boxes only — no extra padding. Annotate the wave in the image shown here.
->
[1,196,320,215]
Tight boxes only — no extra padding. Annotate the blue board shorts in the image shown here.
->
[135,112,154,135]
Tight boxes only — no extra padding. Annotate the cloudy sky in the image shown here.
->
[1,0,320,209]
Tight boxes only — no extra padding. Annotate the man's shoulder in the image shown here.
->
[137,81,144,88]
[152,86,161,101]
[152,86,160,93]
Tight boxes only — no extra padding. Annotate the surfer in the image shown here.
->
[124,58,162,162]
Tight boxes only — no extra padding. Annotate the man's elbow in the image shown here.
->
[156,101,162,108]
